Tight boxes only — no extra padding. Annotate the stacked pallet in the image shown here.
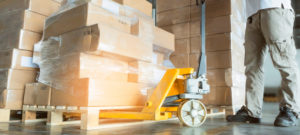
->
[157,0,246,112]
[0,0,60,112]
[24,0,174,109]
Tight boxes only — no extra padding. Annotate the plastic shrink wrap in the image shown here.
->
[31,0,175,107]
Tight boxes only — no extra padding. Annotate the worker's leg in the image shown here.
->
[227,12,267,123]
[244,13,268,119]
[261,8,300,126]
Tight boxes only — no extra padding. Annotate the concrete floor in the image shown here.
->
[0,102,299,135]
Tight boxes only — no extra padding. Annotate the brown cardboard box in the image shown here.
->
[170,54,189,68]
[39,53,129,85]
[156,4,201,27]
[0,0,60,16]
[190,33,245,53]
[112,0,152,17]
[0,49,38,70]
[190,36,202,54]
[156,0,191,13]
[23,83,51,106]
[0,89,24,110]
[50,78,148,107]
[0,29,41,51]
[23,83,35,105]
[206,33,245,52]
[0,10,46,33]
[160,21,201,40]
[202,86,245,106]
[207,68,246,87]
[128,61,167,85]
[206,51,245,70]
[153,27,175,51]
[157,6,191,27]
[206,15,231,35]
[57,24,152,62]
[0,69,37,90]
[190,0,244,20]
[174,38,190,55]
[43,3,134,40]
[161,22,190,40]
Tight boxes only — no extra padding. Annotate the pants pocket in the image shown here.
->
[269,38,297,68]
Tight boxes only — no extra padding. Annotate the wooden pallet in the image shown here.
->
[22,105,144,130]
[206,105,241,116]
[22,105,237,130]
[0,109,23,122]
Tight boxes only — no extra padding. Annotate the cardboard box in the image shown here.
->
[0,10,46,33]
[0,69,37,90]
[23,83,35,105]
[174,38,190,55]
[0,0,60,16]
[50,78,148,107]
[206,33,245,52]
[156,0,191,13]
[0,89,24,110]
[39,53,129,85]
[112,0,152,17]
[190,36,202,54]
[157,6,191,27]
[161,22,190,40]
[206,51,245,70]
[202,86,245,106]
[206,15,232,35]
[23,83,51,106]
[0,29,41,51]
[157,0,244,26]
[191,0,245,20]
[207,68,246,87]
[161,21,201,40]
[58,24,152,62]
[43,2,135,40]
[128,61,167,85]
[170,54,189,68]
[153,27,175,51]
[0,49,38,70]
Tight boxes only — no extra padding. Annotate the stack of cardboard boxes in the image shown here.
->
[24,0,175,108]
[0,0,60,110]
[157,0,246,110]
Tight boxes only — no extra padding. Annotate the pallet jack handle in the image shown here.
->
[196,0,207,78]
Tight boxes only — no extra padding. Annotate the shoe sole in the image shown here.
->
[274,121,297,127]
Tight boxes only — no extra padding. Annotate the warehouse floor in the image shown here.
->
[0,102,299,135]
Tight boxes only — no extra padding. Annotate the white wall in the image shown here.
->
[264,49,300,94]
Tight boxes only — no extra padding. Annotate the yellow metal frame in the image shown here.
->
[99,68,194,121]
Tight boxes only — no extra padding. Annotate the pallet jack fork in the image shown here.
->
[99,0,210,127]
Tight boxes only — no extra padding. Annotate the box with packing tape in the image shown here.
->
[44,0,155,41]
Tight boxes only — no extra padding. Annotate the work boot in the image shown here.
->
[226,106,261,123]
[274,107,298,127]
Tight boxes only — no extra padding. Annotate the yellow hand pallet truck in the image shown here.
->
[99,0,210,127]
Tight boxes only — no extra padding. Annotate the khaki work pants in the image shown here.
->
[245,8,300,118]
